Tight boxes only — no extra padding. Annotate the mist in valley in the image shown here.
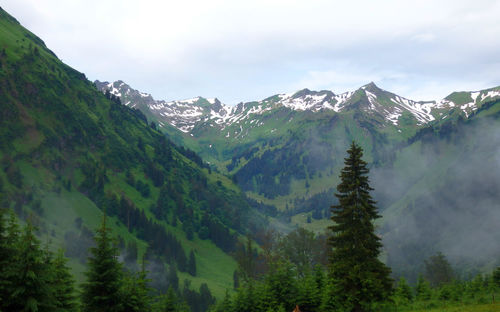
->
[371,117,500,281]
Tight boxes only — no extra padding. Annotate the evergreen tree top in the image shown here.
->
[328,141,392,311]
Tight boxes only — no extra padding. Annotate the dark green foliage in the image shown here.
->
[216,220,500,312]
[49,249,78,311]
[415,274,432,301]
[233,270,239,289]
[424,252,455,287]
[493,267,500,287]
[296,271,321,312]
[212,290,232,312]
[245,197,278,217]
[236,236,256,283]
[188,250,196,276]
[177,145,207,169]
[261,260,298,311]
[81,215,123,312]
[394,277,413,304]
[199,212,238,252]
[233,147,299,198]
[125,240,138,264]
[4,162,23,188]
[167,264,179,290]
[328,142,392,311]
[280,228,328,273]
[136,180,151,197]
[11,221,56,311]
[196,283,216,312]
[181,280,215,312]
[0,209,20,309]
[126,170,136,186]
[121,264,152,312]
[105,194,189,272]
[0,214,76,311]
[154,286,189,312]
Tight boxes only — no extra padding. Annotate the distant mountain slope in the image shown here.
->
[96,80,500,138]
[96,79,500,282]
[96,80,500,207]
[374,97,500,280]
[0,6,257,297]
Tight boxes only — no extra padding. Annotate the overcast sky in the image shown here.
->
[3,0,500,104]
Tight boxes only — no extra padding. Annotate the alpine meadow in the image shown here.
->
[1,2,500,312]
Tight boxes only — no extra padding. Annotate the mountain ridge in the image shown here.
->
[95,79,500,135]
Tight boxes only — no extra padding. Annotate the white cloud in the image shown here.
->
[412,33,436,43]
[2,0,500,104]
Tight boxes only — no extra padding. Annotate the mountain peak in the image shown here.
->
[361,81,380,92]
[94,79,500,134]
[292,88,313,98]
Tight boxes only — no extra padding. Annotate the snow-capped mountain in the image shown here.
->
[95,80,500,136]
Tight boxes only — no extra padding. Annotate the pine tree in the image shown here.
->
[121,257,152,312]
[50,249,78,311]
[11,220,55,311]
[262,260,298,312]
[0,209,20,309]
[493,267,500,287]
[297,270,321,312]
[424,252,454,287]
[81,214,123,312]
[415,274,432,301]
[188,250,196,276]
[167,264,179,290]
[327,142,392,312]
[213,290,233,312]
[155,286,180,312]
[394,277,413,304]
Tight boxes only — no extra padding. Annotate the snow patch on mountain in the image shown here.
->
[365,90,378,110]
[95,80,500,135]
[281,93,328,111]
[390,96,436,124]
[481,90,500,102]
[107,82,122,97]
[333,91,354,112]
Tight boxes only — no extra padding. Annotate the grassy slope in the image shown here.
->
[0,7,249,298]
[408,302,500,312]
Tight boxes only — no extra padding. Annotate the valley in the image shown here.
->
[1,4,500,312]
[95,79,500,281]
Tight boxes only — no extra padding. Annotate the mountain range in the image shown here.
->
[1,3,499,302]
[95,79,500,137]
[96,79,500,280]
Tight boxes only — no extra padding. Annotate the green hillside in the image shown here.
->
[0,6,258,300]
[375,99,500,280]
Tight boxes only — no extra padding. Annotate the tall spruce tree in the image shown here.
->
[81,214,123,312]
[0,209,20,309]
[50,249,78,311]
[11,220,55,311]
[121,258,152,312]
[328,142,392,312]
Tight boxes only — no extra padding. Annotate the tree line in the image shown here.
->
[0,207,216,312]
[213,142,500,312]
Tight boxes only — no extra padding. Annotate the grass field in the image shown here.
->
[407,302,500,312]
